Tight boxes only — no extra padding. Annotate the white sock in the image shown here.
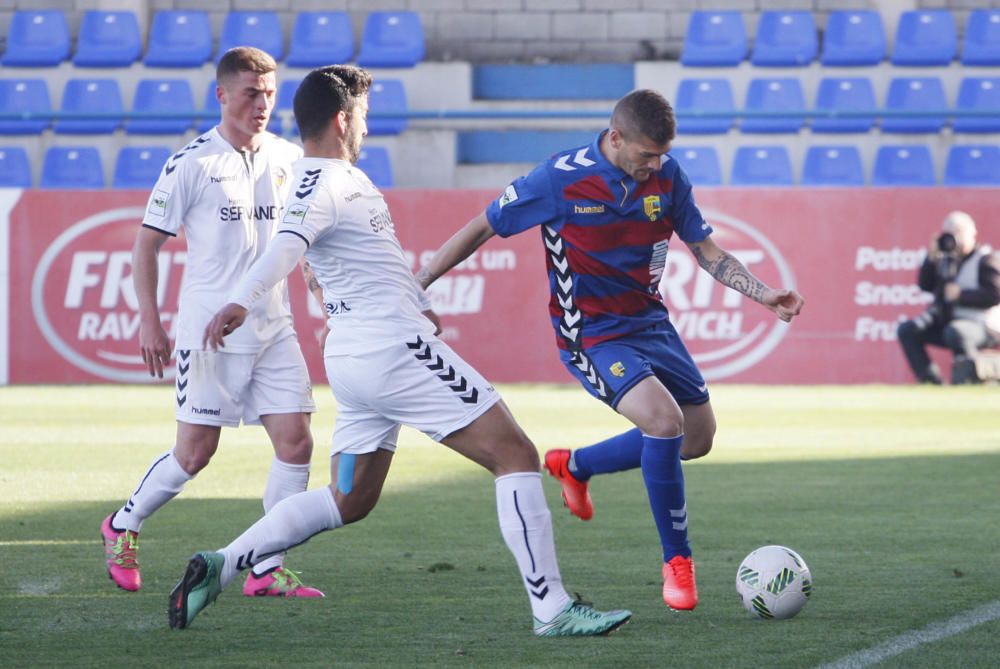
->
[218,486,342,588]
[112,450,191,533]
[252,458,311,575]
[495,472,571,623]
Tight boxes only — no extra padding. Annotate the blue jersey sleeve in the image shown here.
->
[485,163,559,238]
[669,164,713,243]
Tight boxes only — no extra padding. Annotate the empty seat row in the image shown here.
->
[682,9,1000,67]
[0,145,394,189]
[676,76,1000,134]
[670,144,1000,186]
[1,10,424,69]
[0,77,409,136]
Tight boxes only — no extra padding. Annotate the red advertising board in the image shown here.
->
[3,188,997,385]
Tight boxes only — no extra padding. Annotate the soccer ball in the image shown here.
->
[735,545,812,620]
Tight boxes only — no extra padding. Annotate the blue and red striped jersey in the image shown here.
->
[485,131,712,350]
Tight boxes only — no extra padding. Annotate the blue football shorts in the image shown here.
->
[560,320,709,410]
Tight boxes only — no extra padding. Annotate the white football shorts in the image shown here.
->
[174,334,316,427]
[326,333,500,455]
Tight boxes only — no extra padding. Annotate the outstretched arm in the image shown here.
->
[687,236,805,322]
[203,232,308,349]
[415,212,495,290]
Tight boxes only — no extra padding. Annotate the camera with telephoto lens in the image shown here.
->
[937,232,957,254]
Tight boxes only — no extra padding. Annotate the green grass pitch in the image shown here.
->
[1,384,998,668]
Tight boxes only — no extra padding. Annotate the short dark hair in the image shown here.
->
[216,46,276,84]
[610,89,676,145]
[294,65,373,141]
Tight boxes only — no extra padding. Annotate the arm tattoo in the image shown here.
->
[691,246,768,303]
[301,261,322,295]
[414,267,435,289]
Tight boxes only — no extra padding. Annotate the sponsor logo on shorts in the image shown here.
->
[610,361,626,377]
[191,406,222,416]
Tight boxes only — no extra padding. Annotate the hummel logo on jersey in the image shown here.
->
[573,204,605,214]
[344,191,362,202]
[164,136,209,174]
[295,169,322,198]
[553,148,596,172]
[210,174,238,183]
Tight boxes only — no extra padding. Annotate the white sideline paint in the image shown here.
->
[816,599,1000,669]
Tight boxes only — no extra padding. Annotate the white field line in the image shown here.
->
[816,599,1000,669]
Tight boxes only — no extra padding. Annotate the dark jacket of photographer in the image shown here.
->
[918,245,1000,336]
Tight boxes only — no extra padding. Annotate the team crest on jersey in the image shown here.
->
[498,184,518,208]
[610,362,626,377]
[148,189,169,217]
[274,167,288,187]
[283,203,308,225]
[643,195,662,222]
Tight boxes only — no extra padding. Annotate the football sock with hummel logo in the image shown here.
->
[252,458,311,576]
[112,449,191,533]
[495,473,572,623]
[569,428,644,480]
[640,434,692,561]
[219,487,343,588]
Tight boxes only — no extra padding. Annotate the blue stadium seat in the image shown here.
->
[2,10,70,66]
[944,145,1000,185]
[286,12,354,67]
[144,11,213,68]
[357,12,425,67]
[473,65,634,100]
[872,146,935,186]
[962,10,1000,65]
[127,79,195,135]
[681,11,747,66]
[812,77,877,133]
[675,79,734,134]
[368,80,408,136]
[731,146,793,186]
[216,11,284,62]
[0,79,51,135]
[668,146,722,186]
[891,10,956,66]
[0,147,32,187]
[751,11,817,66]
[801,146,865,186]
[881,77,948,133]
[73,10,142,67]
[457,131,595,164]
[198,81,220,134]
[40,147,105,189]
[821,10,886,66]
[113,146,172,189]
[741,78,805,133]
[356,147,393,188]
[54,79,124,135]
[953,78,1000,133]
[269,79,302,136]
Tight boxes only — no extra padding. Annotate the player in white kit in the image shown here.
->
[168,65,632,637]
[101,47,323,598]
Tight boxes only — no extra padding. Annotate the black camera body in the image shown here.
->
[937,232,957,254]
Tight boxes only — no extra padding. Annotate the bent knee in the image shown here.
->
[681,433,713,460]
[334,489,379,525]
[640,415,685,439]
[274,434,314,465]
[492,436,541,476]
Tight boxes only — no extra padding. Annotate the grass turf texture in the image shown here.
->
[1,384,998,668]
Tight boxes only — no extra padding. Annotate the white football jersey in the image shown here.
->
[277,157,433,355]
[142,128,303,352]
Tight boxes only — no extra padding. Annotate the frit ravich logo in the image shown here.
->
[31,207,184,382]
[660,210,796,380]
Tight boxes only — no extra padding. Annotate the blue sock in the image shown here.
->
[570,428,644,481]
[640,433,690,561]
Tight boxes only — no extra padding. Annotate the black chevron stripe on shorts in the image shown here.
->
[176,349,190,408]
[405,336,479,405]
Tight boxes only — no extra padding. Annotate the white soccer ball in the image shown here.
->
[735,545,812,620]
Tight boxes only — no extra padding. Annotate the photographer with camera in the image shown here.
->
[897,211,1000,384]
